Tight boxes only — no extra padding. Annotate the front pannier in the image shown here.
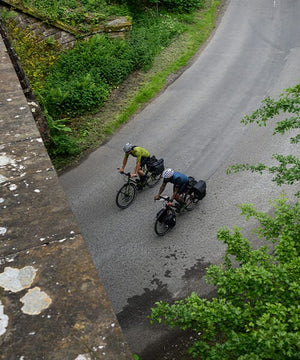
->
[147,156,165,175]
[192,180,206,200]
[164,213,176,227]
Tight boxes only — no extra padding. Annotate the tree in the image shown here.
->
[150,85,300,359]
[227,84,300,195]
[150,197,300,359]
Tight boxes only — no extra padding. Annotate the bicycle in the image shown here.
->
[154,196,177,236]
[116,166,162,209]
[154,180,205,236]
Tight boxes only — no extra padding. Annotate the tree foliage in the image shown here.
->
[118,0,205,13]
[150,196,300,359]
[227,84,300,195]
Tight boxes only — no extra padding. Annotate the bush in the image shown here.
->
[151,197,300,359]
[42,74,110,117]
[159,0,206,13]
[129,11,185,69]
[120,0,205,13]
[40,14,184,117]
[45,112,80,157]
[39,35,135,117]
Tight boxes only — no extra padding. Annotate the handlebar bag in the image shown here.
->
[192,180,206,200]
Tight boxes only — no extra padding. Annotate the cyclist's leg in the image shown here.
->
[173,185,184,205]
[175,183,188,205]
[139,157,150,181]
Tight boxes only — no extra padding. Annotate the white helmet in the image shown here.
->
[123,142,133,153]
[163,168,174,178]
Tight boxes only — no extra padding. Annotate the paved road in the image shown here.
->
[59,0,300,356]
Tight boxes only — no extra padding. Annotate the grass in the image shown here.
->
[55,1,221,172]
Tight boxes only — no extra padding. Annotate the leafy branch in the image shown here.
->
[227,84,300,194]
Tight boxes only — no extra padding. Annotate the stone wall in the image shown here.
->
[0,30,133,360]
[0,1,132,48]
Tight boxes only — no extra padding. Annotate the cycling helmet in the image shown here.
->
[123,142,134,153]
[163,168,174,178]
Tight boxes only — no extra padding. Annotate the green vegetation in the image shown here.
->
[150,86,300,359]
[151,197,300,359]
[38,11,186,119]
[8,0,130,32]
[1,0,220,169]
[227,84,300,196]
[0,9,61,92]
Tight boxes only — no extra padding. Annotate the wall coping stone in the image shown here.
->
[0,33,133,360]
[1,0,132,37]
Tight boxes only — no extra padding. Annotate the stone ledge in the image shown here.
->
[0,32,132,360]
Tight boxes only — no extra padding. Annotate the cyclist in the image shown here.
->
[119,143,150,183]
[154,168,189,209]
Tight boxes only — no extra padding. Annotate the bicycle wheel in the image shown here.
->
[184,192,199,211]
[116,183,137,209]
[154,209,175,236]
[147,172,162,188]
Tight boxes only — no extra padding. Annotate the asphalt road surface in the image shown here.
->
[59,0,300,357]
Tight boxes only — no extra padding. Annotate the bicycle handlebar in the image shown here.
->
[118,169,137,177]
[157,195,170,201]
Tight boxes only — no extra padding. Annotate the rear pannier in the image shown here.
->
[187,176,197,189]
[192,180,206,200]
[147,156,165,175]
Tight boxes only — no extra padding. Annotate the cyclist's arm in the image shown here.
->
[154,182,166,200]
[170,186,179,202]
[119,156,128,172]
[132,160,141,176]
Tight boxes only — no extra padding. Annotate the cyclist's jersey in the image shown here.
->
[126,146,150,162]
[164,172,189,187]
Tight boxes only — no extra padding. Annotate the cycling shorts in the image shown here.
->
[141,156,150,168]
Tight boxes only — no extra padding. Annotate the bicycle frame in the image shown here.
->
[119,171,149,191]
[116,166,162,209]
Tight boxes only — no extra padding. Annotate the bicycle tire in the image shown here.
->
[154,208,175,236]
[184,192,200,211]
[116,183,137,209]
[147,172,162,188]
